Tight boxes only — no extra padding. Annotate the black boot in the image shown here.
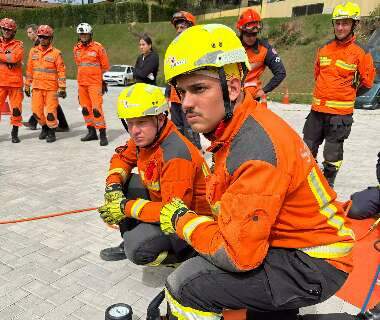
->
[46,128,56,143]
[100,242,126,261]
[39,125,49,140]
[99,128,108,146]
[56,104,70,132]
[81,126,98,141]
[11,126,20,143]
[322,161,339,188]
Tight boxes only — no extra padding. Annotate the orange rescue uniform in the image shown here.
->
[73,41,110,129]
[312,36,375,115]
[106,120,210,223]
[26,44,66,128]
[175,92,354,274]
[0,37,24,126]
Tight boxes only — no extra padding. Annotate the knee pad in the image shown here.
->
[93,108,101,118]
[32,113,40,120]
[12,108,21,117]
[81,107,89,116]
[46,113,55,121]
[323,141,343,162]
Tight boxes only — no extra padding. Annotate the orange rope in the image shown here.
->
[0,207,98,225]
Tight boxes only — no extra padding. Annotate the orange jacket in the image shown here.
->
[26,44,66,91]
[175,92,354,274]
[244,39,286,96]
[0,37,23,87]
[169,85,181,104]
[73,41,110,86]
[312,36,375,115]
[106,120,211,223]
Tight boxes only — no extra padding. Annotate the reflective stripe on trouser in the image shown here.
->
[31,89,58,128]
[78,84,106,129]
[312,97,355,110]
[165,250,348,317]
[0,87,23,126]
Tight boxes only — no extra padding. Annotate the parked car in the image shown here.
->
[103,65,135,86]
[355,28,380,110]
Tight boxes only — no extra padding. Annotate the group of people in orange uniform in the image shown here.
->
[96,2,377,320]
[1,2,378,319]
[0,19,110,145]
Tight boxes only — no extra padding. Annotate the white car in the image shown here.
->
[103,65,135,86]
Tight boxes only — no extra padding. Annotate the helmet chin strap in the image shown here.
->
[217,68,234,121]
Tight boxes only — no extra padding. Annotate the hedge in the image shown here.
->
[0,2,174,29]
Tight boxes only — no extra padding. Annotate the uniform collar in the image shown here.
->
[0,37,16,44]
[335,34,355,47]
[77,41,93,49]
[207,91,258,152]
[37,44,53,53]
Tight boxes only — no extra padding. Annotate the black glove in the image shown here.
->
[376,152,380,184]
[58,87,67,99]
[102,80,108,95]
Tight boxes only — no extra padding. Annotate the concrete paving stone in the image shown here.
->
[16,293,56,317]
[65,268,116,293]
[54,259,89,277]
[0,288,30,311]
[22,279,60,300]
[0,275,34,297]
[13,243,47,258]
[104,276,149,299]
[70,304,105,320]
[12,309,42,320]
[40,298,85,320]
[79,262,131,285]
[47,282,87,306]
[0,303,25,320]
[75,288,119,310]
[0,262,13,275]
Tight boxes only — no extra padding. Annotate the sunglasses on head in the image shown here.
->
[38,35,50,39]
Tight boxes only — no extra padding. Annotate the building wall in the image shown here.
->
[202,0,378,20]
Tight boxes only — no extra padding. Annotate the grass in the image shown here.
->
[15,13,374,103]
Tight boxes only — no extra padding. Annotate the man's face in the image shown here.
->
[79,33,91,43]
[38,35,51,47]
[176,74,226,133]
[1,27,14,40]
[26,27,36,41]
[175,21,188,35]
[126,115,162,147]
[334,18,354,40]
[242,31,258,46]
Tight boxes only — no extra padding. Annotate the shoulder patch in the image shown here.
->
[161,132,191,162]
[354,40,369,53]
[227,116,277,175]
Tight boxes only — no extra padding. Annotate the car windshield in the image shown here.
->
[110,66,126,72]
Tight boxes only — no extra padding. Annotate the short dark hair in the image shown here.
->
[26,24,38,32]
[139,33,153,51]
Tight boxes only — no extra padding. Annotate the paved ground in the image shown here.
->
[0,80,379,320]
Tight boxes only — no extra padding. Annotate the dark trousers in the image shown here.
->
[303,110,353,162]
[166,249,348,316]
[119,173,193,266]
[28,104,69,129]
[348,187,380,219]
[170,102,202,150]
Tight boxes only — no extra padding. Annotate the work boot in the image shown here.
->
[39,125,49,140]
[81,126,98,141]
[322,161,339,188]
[11,126,20,143]
[357,303,380,319]
[99,128,108,146]
[46,128,56,143]
[100,242,126,261]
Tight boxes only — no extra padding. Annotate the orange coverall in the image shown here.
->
[175,93,354,274]
[0,37,24,126]
[312,36,375,115]
[106,120,210,222]
[73,41,110,129]
[26,44,66,128]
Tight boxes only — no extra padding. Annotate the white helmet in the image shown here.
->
[76,23,92,34]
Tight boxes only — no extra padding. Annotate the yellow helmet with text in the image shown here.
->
[164,23,250,83]
[117,83,168,119]
[332,2,361,20]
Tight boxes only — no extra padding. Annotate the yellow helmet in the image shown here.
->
[164,23,250,83]
[332,2,361,20]
[117,83,168,119]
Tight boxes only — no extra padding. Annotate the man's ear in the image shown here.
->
[228,77,242,101]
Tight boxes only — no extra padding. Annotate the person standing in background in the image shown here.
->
[133,34,159,85]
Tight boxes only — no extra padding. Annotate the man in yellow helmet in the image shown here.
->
[97,83,211,265]
[159,24,354,319]
[303,2,375,187]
